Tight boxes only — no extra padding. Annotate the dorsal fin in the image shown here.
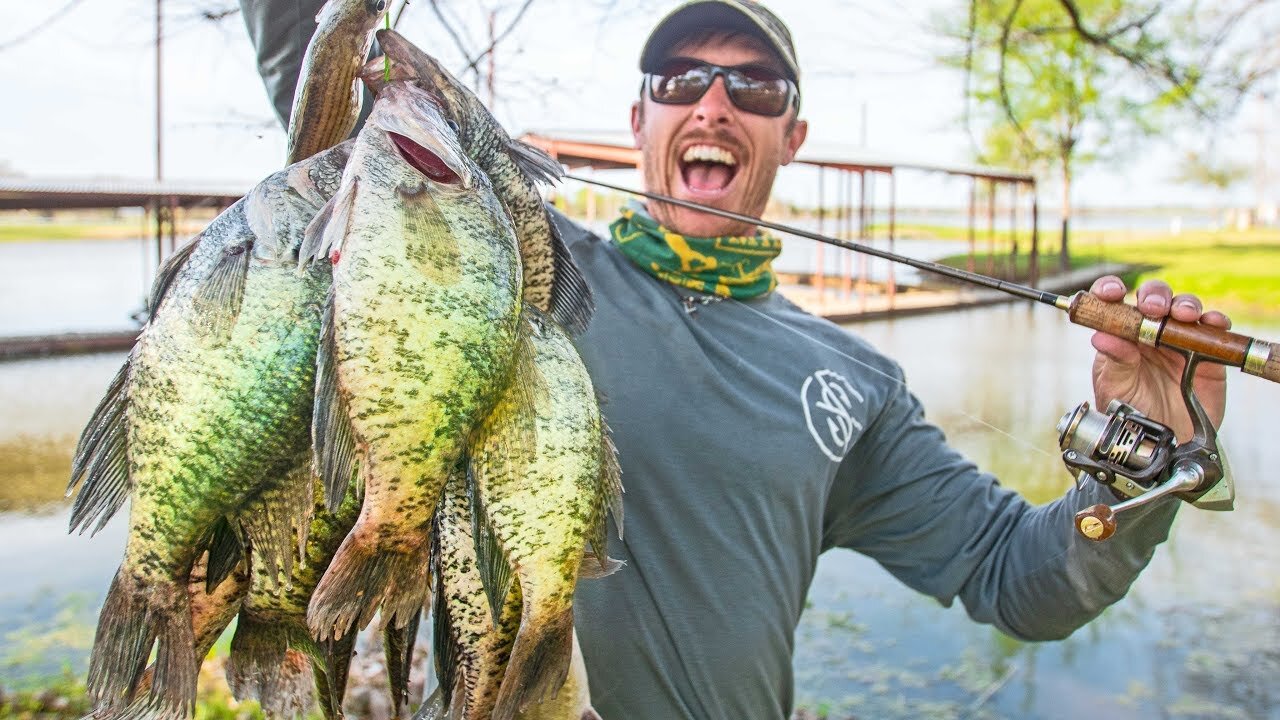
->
[545,215,595,335]
[507,139,564,186]
[67,360,131,536]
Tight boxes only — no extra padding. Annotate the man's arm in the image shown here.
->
[822,380,1179,641]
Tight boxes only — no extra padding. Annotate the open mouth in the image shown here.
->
[390,132,461,184]
[679,144,738,195]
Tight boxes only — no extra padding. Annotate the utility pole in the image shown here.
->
[486,10,497,108]
[155,0,163,183]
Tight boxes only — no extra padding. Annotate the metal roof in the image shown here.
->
[0,176,249,210]
[519,130,1035,184]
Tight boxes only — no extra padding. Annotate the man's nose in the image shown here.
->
[693,76,733,125]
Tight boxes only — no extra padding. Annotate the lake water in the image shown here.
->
[1,238,1277,719]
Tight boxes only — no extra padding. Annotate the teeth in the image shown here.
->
[681,145,737,166]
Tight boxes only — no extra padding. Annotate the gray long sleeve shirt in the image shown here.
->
[552,210,1178,720]
[232,9,1179,714]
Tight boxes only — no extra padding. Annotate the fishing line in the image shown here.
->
[560,174,1055,458]
[384,10,392,81]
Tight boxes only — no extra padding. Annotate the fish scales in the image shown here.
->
[468,307,621,720]
[286,0,388,164]
[80,143,351,720]
[227,475,363,720]
[424,470,523,720]
[363,30,594,335]
[305,83,522,642]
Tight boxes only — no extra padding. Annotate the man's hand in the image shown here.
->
[1089,276,1229,443]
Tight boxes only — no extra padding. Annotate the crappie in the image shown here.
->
[224,471,423,720]
[302,82,523,643]
[419,469,523,720]
[516,635,600,720]
[467,307,622,720]
[69,142,350,719]
[361,29,594,335]
[286,0,389,164]
[135,551,251,699]
[226,474,362,720]
[423,470,602,720]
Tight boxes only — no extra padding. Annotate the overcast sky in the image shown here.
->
[1,0,1274,210]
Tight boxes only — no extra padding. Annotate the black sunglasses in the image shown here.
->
[646,57,799,117]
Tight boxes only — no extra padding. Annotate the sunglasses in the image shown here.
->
[646,57,799,117]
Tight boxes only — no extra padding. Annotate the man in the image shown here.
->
[240,1,1231,718]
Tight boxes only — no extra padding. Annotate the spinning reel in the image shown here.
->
[1056,352,1234,541]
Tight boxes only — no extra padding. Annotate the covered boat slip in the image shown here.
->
[521,130,1049,318]
[1,136,1061,357]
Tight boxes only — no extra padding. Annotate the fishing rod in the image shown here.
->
[564,172,1278,541]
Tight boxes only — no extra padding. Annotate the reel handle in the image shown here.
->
[1067,292,1279,383]
[1075,504,1117,541]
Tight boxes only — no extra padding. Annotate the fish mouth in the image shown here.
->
[390,132,462,184]
[677,142,740,199]
[369,83,472,186]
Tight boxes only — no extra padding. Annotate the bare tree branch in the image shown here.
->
[0,0,89,52]
[460,0,537,76]
[428,0,482,85]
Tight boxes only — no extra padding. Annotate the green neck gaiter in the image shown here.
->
[608,203,781,299]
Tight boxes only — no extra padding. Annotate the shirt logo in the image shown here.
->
[801,369,865,462]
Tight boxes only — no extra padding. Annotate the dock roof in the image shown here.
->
[0,176,247,211]
[518,130,1035,184]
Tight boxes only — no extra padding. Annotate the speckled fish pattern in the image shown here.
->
[83,143,350,719]
[305,88,522,641]
[286,0,388,164]
[468,307,620,720]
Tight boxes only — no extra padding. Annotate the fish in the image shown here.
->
[418,467,524,720]
[134,550,252,699]
[360,29,595,335]
[286,0,390,164]
[422,468,603,720]
[515,634,600,720]
[68,141,351,719]
[301,81,524,645]
[466,307,622,720]
[225,474,363,720]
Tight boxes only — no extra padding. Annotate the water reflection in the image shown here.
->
[2,308,1277,718]
[791,305,1280,719]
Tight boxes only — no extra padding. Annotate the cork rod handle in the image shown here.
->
[1066,292,1280,384]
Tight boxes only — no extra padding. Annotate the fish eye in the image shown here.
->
[374,0,386,11]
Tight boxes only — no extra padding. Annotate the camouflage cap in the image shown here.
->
[639,0,800,86]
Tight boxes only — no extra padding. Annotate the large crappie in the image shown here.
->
[285,0,388,163]
[466,307,622,720]
[422,467,604,720]
[68,142,350,720]
[224,474,362,720]
[301,81,523,643]
[361,29,593,335]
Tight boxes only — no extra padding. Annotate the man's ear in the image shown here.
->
[630,100,645,149]
[781,118,808,165]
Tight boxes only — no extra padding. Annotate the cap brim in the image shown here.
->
[639,1,798,83]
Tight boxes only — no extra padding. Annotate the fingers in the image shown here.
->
[1135,279,1173,317]
[1092,276,1232,330]
[1089,275,1127,301]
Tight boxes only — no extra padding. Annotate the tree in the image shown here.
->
[940,0,1280,270]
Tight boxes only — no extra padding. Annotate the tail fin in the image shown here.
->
[86,570,197,720]
[306,532,430,641]
[313,631,357,720]
[384,609,422,719]
[491,607,574,720]
[411,686,446,720]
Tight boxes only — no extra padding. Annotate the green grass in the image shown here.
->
[932,227,1280,326]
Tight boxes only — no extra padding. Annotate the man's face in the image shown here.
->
[631,34,808,237]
